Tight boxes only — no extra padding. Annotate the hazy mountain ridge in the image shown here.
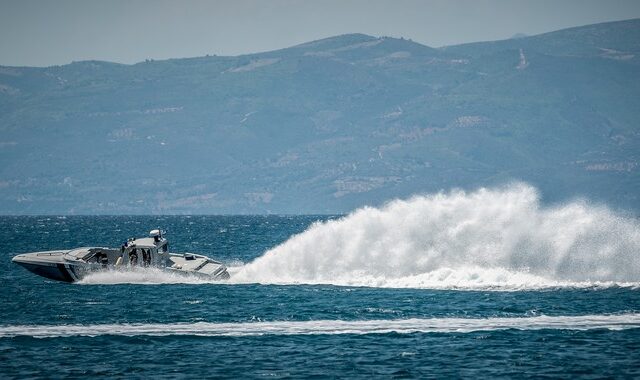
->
[0,19,639,214]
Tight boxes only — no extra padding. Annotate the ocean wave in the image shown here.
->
[2,314,639,338]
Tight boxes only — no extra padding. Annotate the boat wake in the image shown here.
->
[79,183,640,290]
[231,183,640,290]
[2,314,639,338]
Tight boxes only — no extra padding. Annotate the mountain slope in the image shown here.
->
[0,20,639,214]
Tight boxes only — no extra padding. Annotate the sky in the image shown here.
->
[1,0,640,67]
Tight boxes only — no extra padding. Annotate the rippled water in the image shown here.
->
[1,211,640,378]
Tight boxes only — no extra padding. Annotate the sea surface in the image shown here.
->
[2,187,640,378]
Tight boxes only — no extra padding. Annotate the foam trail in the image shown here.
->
[232,183,640,290]
[2,314,639,338]
[79,261,247,285]
[79,267,216,285]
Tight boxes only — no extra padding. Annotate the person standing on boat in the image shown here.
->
[141,248,151,266]
[129,248,138,266]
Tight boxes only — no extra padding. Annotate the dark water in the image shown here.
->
[1,216,639,379]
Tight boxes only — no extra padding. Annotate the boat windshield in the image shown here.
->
[65,248,95,260]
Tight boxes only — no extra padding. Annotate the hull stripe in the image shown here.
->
[64,264,79,281]
[56,264,74,282]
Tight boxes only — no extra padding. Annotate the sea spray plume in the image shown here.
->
[233,183,640,289]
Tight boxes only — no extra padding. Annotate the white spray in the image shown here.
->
[232,183,640,289]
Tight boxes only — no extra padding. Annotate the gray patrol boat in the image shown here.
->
[12,229,230,282]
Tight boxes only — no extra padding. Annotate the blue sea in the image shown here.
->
[2,187,640,378]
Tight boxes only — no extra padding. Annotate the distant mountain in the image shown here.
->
[510,33,528,39]
[0,19,639,214]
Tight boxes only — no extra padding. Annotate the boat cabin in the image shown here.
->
[120,229,169,267]
[63,229,170,267]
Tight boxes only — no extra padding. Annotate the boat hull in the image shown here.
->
[13,252,229,283]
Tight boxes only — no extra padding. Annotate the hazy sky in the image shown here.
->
[1,0,640,67]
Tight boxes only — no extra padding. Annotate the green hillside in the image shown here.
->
[0,19,638,214]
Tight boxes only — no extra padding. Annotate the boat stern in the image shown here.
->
[167,254,231,280]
